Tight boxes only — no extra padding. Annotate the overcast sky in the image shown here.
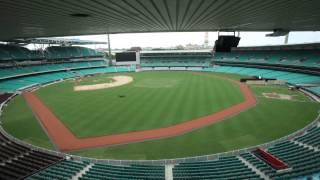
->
[34,31,320,50]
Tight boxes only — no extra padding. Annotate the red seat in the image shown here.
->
[253,148,288,170]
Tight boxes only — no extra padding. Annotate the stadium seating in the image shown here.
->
[28,159,165,180]
[240,152,277,177]
[29,50,44,60]
[141,57,211,67]
[0,61,107,80]
[0,134,63,180]
[307,86,320,95]
[214,50,320,68]
[252,148,288,170]
[0,45,109,94]
[140,52,212,67]
[0,46,320,179]
[0,66,134,92]
[27,160,89,180]
[45,46,104,60]
[171,123,320,180]
[267,140,320,179]
[0,45,31,61]
[0,45,104,61]
[81,163,165,180]
[205,66,320,85]
[0,92,64,180]
[294,126,320,149]
[0,93,12,104]
[173,156,262,179]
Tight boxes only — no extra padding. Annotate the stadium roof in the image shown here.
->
[4,38,107,45]
[1,0,320,40]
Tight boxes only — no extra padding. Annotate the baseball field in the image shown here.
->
[1,71,319,160]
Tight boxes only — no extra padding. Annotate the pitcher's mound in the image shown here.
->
[74,76,133,91]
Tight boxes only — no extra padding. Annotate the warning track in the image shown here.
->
[23,73,256,152]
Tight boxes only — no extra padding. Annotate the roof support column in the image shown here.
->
[284,33,289,44]
[107,33,112,60]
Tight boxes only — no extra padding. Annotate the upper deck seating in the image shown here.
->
[0,45,104,61]
[0,45,32,61]
[214,50,320,69]
[45,46,104,60]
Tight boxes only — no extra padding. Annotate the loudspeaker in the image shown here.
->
[214,35,240,52]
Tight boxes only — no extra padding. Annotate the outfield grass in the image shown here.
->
[71,83,320,160]
[0,96,54,149]
[35,71,244,138]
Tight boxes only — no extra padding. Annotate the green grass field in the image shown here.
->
[1,96,54,149]
[35,71,244,137]
[1,71,319,160]
[71,84,319,159]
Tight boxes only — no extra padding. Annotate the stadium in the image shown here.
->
[0,0,320,180]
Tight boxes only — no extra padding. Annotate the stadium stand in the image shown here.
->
[0,45,31,61]
[26,160,165,180]
[307,86,320,95]
[203,66,320,85]
[0,61,107,80]
[0,134,63,180]
[0,45,133,93]
[294,126,320,150]
[170,123,320,180]
[235,124,320,179]
[45,46,104,60]
[140,51,212,67]
[267,141,320,179]
[80,163,165,180]
[252,148,288,170]
[240,152,277,177]
[214,49,320,69]
[0,44,320,179]
[0,66,136,92]
[173,156,261,179]
[0,45,104,61]
[0,93,12,104]
[1,1,320,178]
[27,160,89,180]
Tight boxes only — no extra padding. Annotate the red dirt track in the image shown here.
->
[23,73,256,152]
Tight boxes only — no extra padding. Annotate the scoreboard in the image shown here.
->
[115,51,139,65]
